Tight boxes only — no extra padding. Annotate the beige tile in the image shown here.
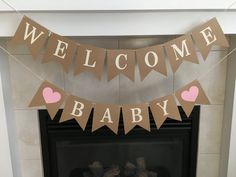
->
[8,54,65,109]
[197,154,220,177]
[7,42,46,56]
[18,140,41,160]
[119,63,173,104]
[198,105,224,154]
[65,65,120,104]
[15,110,41,160]
[200,60,227,105]
[174,51,227,104]
[21,160,43,177]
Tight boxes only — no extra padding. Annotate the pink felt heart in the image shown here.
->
[181,86,199,102]
[42,87,61,104]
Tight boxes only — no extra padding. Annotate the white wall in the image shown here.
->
[0,73,13,177]
[227,80,236,177]
[0,39,21,177]
[220,36,236,177]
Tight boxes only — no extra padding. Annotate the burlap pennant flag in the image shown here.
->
[136,45,167,81]
[74,44,106,80]
[60,95,93,130]
[107,49,135,81]
[29,81,66,119]
[165,35,198,73]
[10,16,49,59]
[122,104,150,134]
[175,80,210,117]
[150,94,181,129]
[42,33,77,72]
[92,104,120,134]
[191,18,229,59]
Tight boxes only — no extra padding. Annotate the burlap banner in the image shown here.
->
[107,49,136,81]
[29,81,66,118]
[150,94,181,129]
[175,80,210,117]
[136,45,167,80]
[60,95,93,130]
[29,80,210,134]
[42,33,77,72]
[165,35,198,73]
[92,104,121,134]
[10,16,49,58]
[75,44,106,80]
[11,16,228,81]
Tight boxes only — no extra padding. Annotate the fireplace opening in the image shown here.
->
[39,106,200,177]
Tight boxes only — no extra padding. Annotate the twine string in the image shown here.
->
[1,0,24,17]
[197,47,236,80]
[0,45,44,81]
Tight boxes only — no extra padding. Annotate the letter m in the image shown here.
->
[171,39,191,61]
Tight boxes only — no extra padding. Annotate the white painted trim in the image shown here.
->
[1,11,236,37]
[0,0,235,11]
[0,73,14,177]
[226,79,236,177]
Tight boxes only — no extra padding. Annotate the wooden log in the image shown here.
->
[89,161,104,177]
[148,171,158,177]
[103,166,120,177]
[83,171,93,177]
[136,157,146,170]
[124,162,136,177]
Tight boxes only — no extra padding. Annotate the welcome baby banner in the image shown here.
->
[29,80,210,134]
[10,16,229,81]
[7,15,230,134]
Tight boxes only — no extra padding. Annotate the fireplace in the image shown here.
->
[39,106,200,177]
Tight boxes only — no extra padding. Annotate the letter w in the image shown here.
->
[24,22,45,44]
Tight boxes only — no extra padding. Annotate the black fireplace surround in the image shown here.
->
[39,106,200,177]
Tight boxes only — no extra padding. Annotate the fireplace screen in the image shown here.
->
[39,106,199,177]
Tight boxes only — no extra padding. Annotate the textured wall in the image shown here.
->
[5,36,228,177]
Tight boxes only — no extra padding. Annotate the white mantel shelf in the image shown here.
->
[0,0,236,11]
[1,11,236,37]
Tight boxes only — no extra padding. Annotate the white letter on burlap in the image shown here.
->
[100,108,114,123]
[53,40,69,59]
[115,54,128,70]
[70,101,84,117]
[171,39,191,60]
[200,27,217,46]
[156,100,169,116]
[24,22,45,44]
[144,51,159,67]
[83,49,97,67]
[130,108,143,123]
